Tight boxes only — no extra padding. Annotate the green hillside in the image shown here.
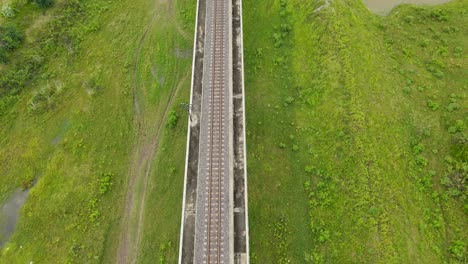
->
[243,0,467,262]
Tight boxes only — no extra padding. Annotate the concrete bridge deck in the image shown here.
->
[178,0,249,263]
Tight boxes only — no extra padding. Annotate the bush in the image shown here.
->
[448,120,465,134]
[305,165,314,173]
[284,96,294,105]
[447,102,460,112]
[427,100,439,111]
[0,24,24,50]
[449,239,466,260]
[403,16,414,24]
[430,9,449,22]
[31,0,54,8]
[420,39,430,48]
[98,172,113,194]
[412,143,424,154]
[166,111,178,128]
[1,4,15,18]
[415,155,428,167]
[0,48,7,63]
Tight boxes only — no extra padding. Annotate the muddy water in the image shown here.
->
[0,189,29,247]
[362,0,452,15]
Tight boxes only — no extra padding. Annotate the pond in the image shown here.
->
[0,189,30,247]
[362,0,453,15]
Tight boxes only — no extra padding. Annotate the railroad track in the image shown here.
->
[207,0,224,261]
[198,0,229,262]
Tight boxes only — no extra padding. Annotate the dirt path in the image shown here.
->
[117,6,159,262]
[116,0,191,262]
[134,71,190,252]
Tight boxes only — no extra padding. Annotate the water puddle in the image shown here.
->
[0,189,30,247]
[362,0,453,15]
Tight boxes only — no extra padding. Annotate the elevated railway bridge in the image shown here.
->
[178,0,249,263]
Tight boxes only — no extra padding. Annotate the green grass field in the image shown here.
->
[243,0,467,262]
[0,0,194,262]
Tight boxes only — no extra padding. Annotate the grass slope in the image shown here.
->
[0,0,194,262]
[244,0,467,263]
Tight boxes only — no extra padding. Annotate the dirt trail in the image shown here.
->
[116,0,191,263]
[134,71,190,250]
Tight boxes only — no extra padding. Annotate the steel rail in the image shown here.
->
[215,0,224,261]
[206,0,224,262]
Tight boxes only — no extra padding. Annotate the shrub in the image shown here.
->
[280,23,291,33]
[0,48,7,63]
[437,46,449,57]
[412,143,424,154]
[448,120,465,134]
[446,102,460,112]
[166,111,178,128]
[0,24,24,50]
[430,9,449,22]
[31,0,54,8]
[305,165,314,173]
[449,239,466,260]
[403,16,414,23]
[427,100,439,111]
[402,86,411,94]
[430,58,446,69]
[420,39,430,48]
[450,134,467,161]
[415,155,428,167]
[432,70,444,79]
[88,199,100,222]
[442,26,457,34]
[98,172,113,194]
[1,4,15,18]
[318,229,330,243]
[284,96,294,105]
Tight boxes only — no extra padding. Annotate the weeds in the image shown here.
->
[430,9,449,22]
[1,4,15,18]
[272,216,290,264]
[98,172,113,194]
[427,100,439,110]
[244,0,467,262]
[447,119,464,134]
[166,110,178,128]
[27,81,64,114]
[449,239,467,261]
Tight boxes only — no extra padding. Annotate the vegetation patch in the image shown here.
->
[244,0,467,262]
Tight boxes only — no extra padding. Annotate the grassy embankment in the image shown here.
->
[0,0,194,262]
[243,0,467,263]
